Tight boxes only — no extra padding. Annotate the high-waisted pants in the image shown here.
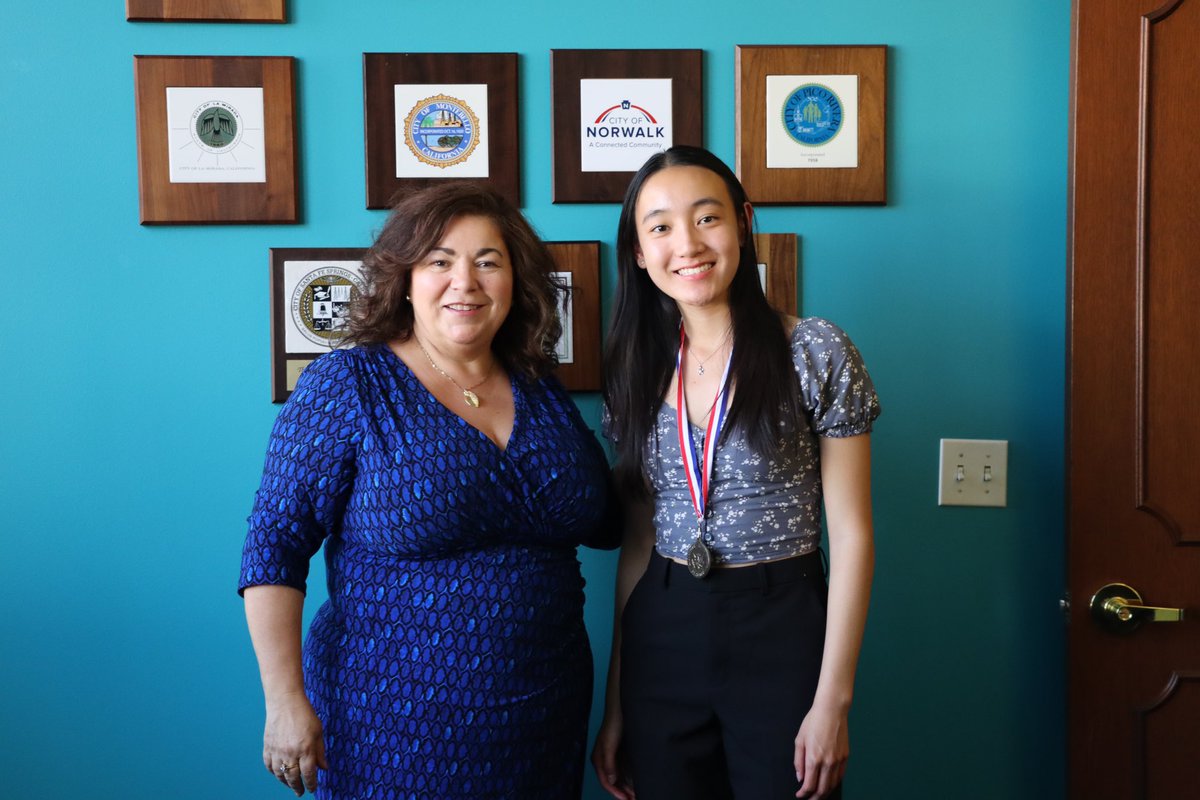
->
[620,549,840,800]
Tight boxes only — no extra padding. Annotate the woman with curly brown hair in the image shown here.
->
[240,183,617,799]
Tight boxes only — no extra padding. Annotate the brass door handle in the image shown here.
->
[1090,583,1185,633]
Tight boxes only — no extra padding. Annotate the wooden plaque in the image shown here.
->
[753,233,800,316]
[126,0,286,22]
[270,248,367,403]
[550,49,703,203]
[133,56,299,224]
[364,53,520,209]
[547,241,602,392]
[736,45,887,205]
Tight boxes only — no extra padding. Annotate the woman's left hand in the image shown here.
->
[793,702,849,798]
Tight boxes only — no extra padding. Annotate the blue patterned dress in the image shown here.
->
[239,344,616,799]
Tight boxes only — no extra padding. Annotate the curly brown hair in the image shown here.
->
[348,182,565,380]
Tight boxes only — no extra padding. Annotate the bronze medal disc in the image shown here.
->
[687,538,712,579]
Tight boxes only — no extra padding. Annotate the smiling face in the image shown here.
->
[632,165,750,313]
[408,214,513,355]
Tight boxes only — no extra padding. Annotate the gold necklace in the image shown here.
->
[415,338,492,408]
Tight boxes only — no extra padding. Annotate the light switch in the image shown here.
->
[938,438,1008,507]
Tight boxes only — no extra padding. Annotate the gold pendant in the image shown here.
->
[463,390,480,408]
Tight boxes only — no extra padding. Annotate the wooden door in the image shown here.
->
[1067,1,1200,798]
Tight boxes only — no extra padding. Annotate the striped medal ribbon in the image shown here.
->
[676,324,733,579]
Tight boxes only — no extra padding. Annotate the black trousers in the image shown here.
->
[620,550,840,800]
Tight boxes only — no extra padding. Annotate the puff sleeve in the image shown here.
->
[792,317,881,438]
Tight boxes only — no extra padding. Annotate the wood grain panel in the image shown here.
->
[1137,0,1200,542]
[127,0,285,22]
[753,233,799,316]
[1136,673,1200,799]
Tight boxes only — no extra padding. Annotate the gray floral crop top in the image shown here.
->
[644,317,880,565]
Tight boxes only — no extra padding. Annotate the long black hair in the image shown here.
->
[603,146,805,494]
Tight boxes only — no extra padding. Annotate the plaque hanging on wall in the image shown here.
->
[736,45,887,205]
[133,55,299,224]
[126,0,286,22]
[546,241,602,391]
[753,233,800,316]
[270,248,367,402]
[364,53,520,208]
[550,49,703,204]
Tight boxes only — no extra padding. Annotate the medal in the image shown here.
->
[687,535,712,579]
[676,325,733,580]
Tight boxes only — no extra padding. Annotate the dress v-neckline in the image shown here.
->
[381,344,520,455]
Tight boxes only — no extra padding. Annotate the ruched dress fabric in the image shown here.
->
[239,344,616,800]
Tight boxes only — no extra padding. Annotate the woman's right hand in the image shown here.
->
[592,709,635,800]
[263,691,327,797]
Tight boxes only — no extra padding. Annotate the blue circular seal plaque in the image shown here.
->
[404,94,481,168]
[782,84,844,147]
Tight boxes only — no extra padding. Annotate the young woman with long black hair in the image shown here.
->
[592,146,880,800]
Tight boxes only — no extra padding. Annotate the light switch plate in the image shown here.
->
[938,438,1008,507]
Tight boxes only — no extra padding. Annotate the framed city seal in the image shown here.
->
[735,45,886,204]
[402,93,481,169]
[782,83,846,147]
[133,55,299,224]
[395,87,488,177]
[364,53,519,208]
[270,248,367,402]
[165,87,266,183]
[288,266,364,348]
[765,75,859,170]
[550,49,703,203]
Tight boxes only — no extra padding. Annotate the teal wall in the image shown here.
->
[0,2,1068,797]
